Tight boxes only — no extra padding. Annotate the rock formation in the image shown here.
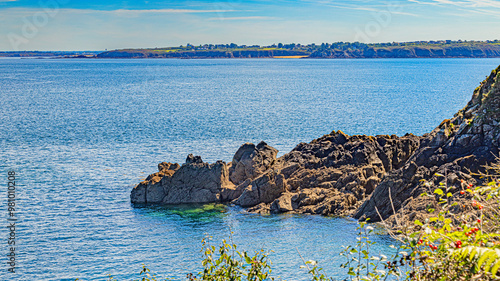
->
[131,155,236,204]
[131,65,500,223]
[243,132,421,215]
[355,65,500,223]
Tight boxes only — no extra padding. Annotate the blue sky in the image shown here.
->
[1,0,499,51]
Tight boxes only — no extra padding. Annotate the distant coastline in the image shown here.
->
[2,40,500,59]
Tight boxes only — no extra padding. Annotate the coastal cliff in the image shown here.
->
[97,41,500,59]
[97,49,309,59]
[131,65,500,222]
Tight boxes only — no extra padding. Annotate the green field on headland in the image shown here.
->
[3,40,500,59]
[96,40,500,59]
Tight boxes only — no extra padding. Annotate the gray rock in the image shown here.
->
[131,157,235,204]
[229,141,278,185]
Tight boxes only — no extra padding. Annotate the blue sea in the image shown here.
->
[1,58,500,280]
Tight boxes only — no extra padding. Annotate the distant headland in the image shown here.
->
[3,40,500,59]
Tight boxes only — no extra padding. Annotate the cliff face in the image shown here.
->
[97,49,309,59]
[97,44,500,59]
[131,65,500,222]
[309,45,500,58]
[355,65,500,222]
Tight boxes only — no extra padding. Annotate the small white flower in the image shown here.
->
[424,227,432,234]
[366,226,374,231]
[307,260,317,266]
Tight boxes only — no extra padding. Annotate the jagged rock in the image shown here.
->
[130,156,235,204]
[355,65,500,222]
[270,193,296,213]
[233,172,287,207]
[229,141,278,185]
[131,65,500,225]
[247,203,271,215]
[251,132,420,216]
[186,154,203,164]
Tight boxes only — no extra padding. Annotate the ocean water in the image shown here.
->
[1,58,500,280]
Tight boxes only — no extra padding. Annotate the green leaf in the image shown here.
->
[434,189,444,196]
[491,260,500,276]
[414,220,423,226]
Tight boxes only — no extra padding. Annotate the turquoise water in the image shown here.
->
[1,58,500,280]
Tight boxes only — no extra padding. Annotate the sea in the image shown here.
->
[1,57,500,280]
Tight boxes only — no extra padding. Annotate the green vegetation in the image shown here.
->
[3,40,500,58]
[103,159,500,280]
[94,40,500,59]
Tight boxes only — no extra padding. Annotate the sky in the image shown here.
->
[0,0,499,51]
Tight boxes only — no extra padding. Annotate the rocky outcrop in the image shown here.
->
[131,155,236,204]
[355,65,500,223]
[130,142,279,205]
[131,133,421,217]
[244,132,421,216]
[131,65,500,223]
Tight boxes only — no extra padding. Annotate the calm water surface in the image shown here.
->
[1,58,500,280]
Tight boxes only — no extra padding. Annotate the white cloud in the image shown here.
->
[110,8,236,15]
[300,0,420,17]
[410,0,500,9]
[208,16,275,21]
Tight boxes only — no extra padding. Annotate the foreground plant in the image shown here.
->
[103,160,500,281]
[404,168,500,280]
[191,236,274,281]
[338,221,410,281]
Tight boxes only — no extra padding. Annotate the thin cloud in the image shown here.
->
[301,0,420,17]
[209,16,275,20]
[408,0,500,16]
[111,8,236,14]
[410,0,500,9]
